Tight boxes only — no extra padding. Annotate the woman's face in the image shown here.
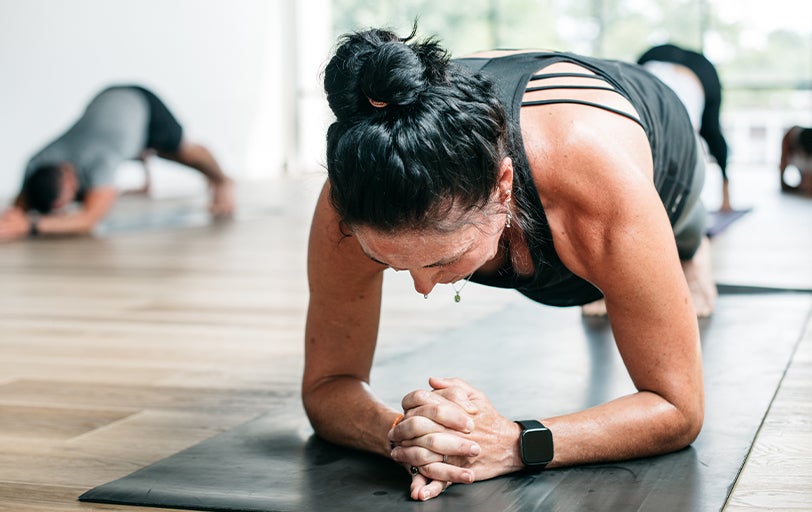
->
[353,204,506,297]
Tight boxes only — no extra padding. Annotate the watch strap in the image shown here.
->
[515,419,553,471]
[516,419,545,431]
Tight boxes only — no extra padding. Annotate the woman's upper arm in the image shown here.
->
[303,181,387,393]
[537,113,703,421]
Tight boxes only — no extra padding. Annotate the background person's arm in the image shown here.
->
[36,186,118,236]
[0,194,30,241]
[0,187,118,240]
[37,186,118,236]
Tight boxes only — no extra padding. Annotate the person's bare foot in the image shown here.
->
[681,236,717,317]
[209,177,235,217]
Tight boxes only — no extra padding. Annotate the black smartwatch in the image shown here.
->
[28,213,40,237]
[515,420,554,470]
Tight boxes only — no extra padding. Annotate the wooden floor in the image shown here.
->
[0,172,809,511]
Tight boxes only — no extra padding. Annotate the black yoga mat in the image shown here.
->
[717,283,812,295]
[79,293,811,512]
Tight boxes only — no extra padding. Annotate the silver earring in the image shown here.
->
[505,195,512,228]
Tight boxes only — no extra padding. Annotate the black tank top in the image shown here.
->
[455,52,697,307]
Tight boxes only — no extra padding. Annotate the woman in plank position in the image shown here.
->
[303,27,712,501]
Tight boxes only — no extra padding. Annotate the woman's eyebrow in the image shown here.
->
[361,242,472,269]
[361,250,389,267]
[424,242,474,268]
[424,253,463,268]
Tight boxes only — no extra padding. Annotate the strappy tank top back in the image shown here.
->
[455,51,697,307]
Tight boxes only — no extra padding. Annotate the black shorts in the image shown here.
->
[126,85,184,154]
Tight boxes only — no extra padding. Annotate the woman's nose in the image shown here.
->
[410,268,439,296]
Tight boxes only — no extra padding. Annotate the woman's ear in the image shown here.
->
[497,157,514,199]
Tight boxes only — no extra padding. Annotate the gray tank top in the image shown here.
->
[24,87,150,197]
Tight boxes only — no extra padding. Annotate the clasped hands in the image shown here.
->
[388,376,521,501]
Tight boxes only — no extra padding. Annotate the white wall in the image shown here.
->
[0,0,333,200]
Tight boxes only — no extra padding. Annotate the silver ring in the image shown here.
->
[410,465,419,476]
[443,455,448,464]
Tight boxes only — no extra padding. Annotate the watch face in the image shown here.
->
[522,428,554,464]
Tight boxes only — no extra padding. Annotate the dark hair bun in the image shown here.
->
[324,26,513,233]
[324,27,450,120]
[360,41,426,107]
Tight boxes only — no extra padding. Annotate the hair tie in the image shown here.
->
[368,97,388,108]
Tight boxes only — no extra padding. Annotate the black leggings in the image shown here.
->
[638,45,729,180]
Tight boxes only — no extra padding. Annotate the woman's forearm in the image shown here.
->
[390,377,702,484]
[303,375,400,458]
[543,389,703,468]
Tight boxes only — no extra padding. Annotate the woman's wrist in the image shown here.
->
[506,420,525,473]
[386,412,405,457]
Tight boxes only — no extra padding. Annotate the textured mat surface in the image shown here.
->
[710,188,812,290]
[80,294,811,512]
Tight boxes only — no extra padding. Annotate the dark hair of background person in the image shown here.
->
[22,164,63,214]
[323,26,517,233]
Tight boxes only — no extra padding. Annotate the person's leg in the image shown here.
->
[673,136,716,317]
[700,105,730,211]
[793,128,812,196]
[675,202,716,317]
[132,85,235,216]
[680,236,716,317]
[119,150,155,196]
[720,179,731,212]
[159,141,235,216]
[780,127,799,192]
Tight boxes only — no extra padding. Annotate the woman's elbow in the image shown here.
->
[300,378,333,436]
[680,408,704,448]
[301,384,319,426]
[673,394,705,449]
